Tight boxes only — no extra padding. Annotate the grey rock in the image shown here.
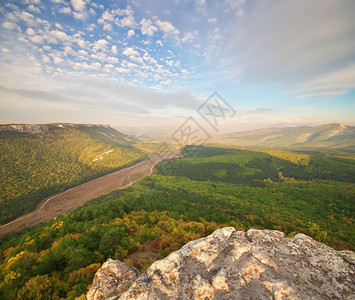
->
[87,258,140,300]
[89,228,355,300]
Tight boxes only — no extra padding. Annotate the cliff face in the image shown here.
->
[0,123,110,133]
[87,228,355,300]
[0,124,49,133]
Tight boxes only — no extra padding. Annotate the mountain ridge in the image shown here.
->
[209,123,355,151]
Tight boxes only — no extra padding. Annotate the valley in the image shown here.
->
[0,150,182,236]
[0,124,354,299]
[0,138,353,299]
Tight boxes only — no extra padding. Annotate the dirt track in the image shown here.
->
[0,150,182,236]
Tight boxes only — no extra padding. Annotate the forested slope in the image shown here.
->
[0,124,147,225]
[0,146,353,299]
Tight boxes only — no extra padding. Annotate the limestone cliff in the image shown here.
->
[87,228,355,300]
[0,123,110,133]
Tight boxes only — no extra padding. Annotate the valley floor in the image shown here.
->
[0,150,181,236]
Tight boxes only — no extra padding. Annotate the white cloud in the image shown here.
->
[113,6,134,17]
[111,45,118,55]
[89,7,96,15]
[5,12,18,22]
[50,30,69,42]
[143,52,157,64]
[101,10,114,21]
[224,0,355,98]
[93,39,109,52]
[122,47,139,57]
[5,3,20,11]
[160,79,172,85]
[59,7,71,14]
[130,56,144,64]
[1,48,10,53]
[98,11,114,30]
[208,18,217,23]
[156,40,163,46]
[224,0,245,15]
[49,52,64,64]
[155,19,179,36]
[90,62,101,70]
[107,56,118,64]
[2,21,19,31]
[77,49,88,57]
[166,60,174,67]
[87,23,96,31]
[41,55,50,63]
[101,10,115,22]
[29,35,44,44]
[73,11,85,20]
[70,0,86,12]
[122,47,144,64]
[127,29,135,38]
[153,74,161,81]
[182,31,198,43]
[55,22,63,30]
[293,64,355,98]
[26,28,36,35]
[76,37,87,48]
[118,15,136,28]
[63,46,75,56]
[19,11,36,26]
[103,23,112,31]
[27,5,41,14]
[140,18,158,36]
[195,0,206,8]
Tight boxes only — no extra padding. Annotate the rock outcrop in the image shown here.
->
[0,123,110,133]
[87,259,139,300]
[87,228,355,300]
[0,124,49,133]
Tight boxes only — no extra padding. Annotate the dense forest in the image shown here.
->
[0,125,147,225]
[0,145,353,299]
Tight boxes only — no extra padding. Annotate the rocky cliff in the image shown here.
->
[87,228,355,300]
[0,123,110,133]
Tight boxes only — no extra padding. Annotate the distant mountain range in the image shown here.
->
[209,123,355,151]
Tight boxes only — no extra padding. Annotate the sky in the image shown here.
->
[0,0,354,133]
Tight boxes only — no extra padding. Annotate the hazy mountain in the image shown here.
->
[116,124,180,139]
[210,123,355,151]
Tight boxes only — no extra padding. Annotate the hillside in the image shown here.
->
[0,145,353,299]
[0,123,147,225]
[210,123,355,151]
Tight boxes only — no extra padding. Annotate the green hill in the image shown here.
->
[210,123,355,151]
[0,124,147,225]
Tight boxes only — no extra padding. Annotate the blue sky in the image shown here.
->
[0,0,354,132]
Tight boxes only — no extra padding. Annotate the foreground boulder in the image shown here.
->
[88,228,355,300]
[87,259,139,300]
